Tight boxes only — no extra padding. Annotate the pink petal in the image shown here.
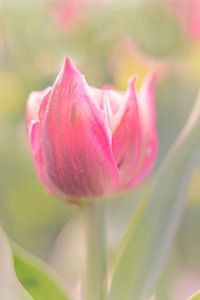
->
[131,74,158,187]
[26,88,51,130]
[91,87,126,133]
[112,77,141,189]
[41,58,119,198]
[27,90,61,195]
[29,121,47,187]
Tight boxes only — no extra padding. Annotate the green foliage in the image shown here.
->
[109,93,200,300]
[13,247,71,300]
[0,226,33,300]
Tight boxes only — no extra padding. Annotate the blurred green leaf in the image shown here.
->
[0,226,33,300]
[188,292,200,300]
[109,91,200,300]
[13,246,72,300]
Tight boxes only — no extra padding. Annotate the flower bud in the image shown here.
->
[26,58,158,201]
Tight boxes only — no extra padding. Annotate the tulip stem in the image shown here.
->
[83,201,106,300]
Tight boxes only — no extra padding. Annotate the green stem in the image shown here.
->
[83,201,106,300]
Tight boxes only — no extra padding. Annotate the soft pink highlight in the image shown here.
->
[167,0,200,41]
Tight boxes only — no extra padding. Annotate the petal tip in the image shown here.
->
[63,57,76,75]
[144,72,157,90]
[128,75,137,88]
[62,57,86,84]
[140,72,157,105]
[64,57,74,69]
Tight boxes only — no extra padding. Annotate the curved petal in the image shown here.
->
[112,77,141,189]
[27,90,62,195]
[41,58,119,199]
[26,88,51,131]
[29,121,46,186]
[26,89,49,175]
[26,92,42,129]
[130,74,158,187]
[91,88,125,133]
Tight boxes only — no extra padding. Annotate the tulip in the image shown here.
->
[26,58,158,201]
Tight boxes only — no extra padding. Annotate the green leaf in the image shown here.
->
[13,246,72,300]
[0,226,33,300]
[109,92,200,300]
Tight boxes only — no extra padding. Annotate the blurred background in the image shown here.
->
[0,0,200,299]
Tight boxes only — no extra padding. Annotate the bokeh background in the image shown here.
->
[0,0,200,299]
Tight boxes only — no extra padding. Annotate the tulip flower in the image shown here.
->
[26,58,158,201]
